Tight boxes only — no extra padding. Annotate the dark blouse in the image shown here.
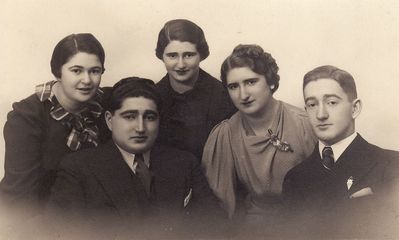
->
[0,83,109,212]
[156,68,236,161]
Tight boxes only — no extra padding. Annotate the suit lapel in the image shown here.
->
[88,140,142,215]
[335,135,378,194]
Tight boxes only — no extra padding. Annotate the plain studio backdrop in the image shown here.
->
[0,0,398,179]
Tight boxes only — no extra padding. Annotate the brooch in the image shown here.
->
[268,129,293,152]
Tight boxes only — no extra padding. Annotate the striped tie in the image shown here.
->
[322,146,334,170]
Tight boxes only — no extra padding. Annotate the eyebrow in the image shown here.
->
[144,110,159,115]
[68,65,102,69]
[304,94,343,102]
[244,78,259,82]
[323,94,343,100]
[119,110,138,115]
[304,96,316,103]
[68,65,84,69]
[119,110,158,115]
[165,51,197,54]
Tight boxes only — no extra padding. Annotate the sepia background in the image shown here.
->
[1,0,399,178]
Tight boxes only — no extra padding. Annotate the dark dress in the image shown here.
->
[156,68,236,160]
[0,81,107,213]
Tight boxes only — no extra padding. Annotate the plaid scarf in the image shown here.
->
[35,81,103,151]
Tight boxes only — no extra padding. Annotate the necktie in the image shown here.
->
[322,146,334,170]
[135,154,152,197]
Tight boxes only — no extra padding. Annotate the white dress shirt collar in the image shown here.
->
[115,144,151,173]
[319,132,357,162]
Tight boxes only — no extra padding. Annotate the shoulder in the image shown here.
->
[10,93,45,114]
[281,101,308,119]
[281,101,315,137]
[6,93,48,127]
[204,113,240,147]
[286,149,318,177]
[153,144,198,169]
[155,75,169,88]
[58,143,114,175]
[355,135,397,159]
[362,139,399,167]
[198,69,225,90]
[209,114,237,136]
[155,144,197,161]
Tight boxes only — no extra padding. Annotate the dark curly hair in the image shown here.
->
[220,44,280,93]
[155,19,209,61]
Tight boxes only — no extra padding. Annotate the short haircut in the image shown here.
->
[107,77,162,114]
[303,65,357,100]
[220,44,280,93]
[50,33,105,78]
[155,19,209,60]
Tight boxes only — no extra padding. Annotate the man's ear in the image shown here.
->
[351,98,362,119]
[104,111,113,131]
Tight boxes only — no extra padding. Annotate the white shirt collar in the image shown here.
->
[115,144,150,173]
[319,132,357,162]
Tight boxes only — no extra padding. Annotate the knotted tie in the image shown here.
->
[135,154,152,197]
[322,146,334,170]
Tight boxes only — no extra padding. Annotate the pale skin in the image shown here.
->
[162,40,201,94]
[304,78,362,146]
[226,67,278,136]
[53,52,103,114]
[105,97,160,154]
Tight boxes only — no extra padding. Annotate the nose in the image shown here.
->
[135,116,145,133]
[176,56,186,69]
[316,103,329,120]
[81,71,92,84]
[239,86,249,100]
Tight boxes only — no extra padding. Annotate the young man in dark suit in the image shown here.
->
[283,65,399,238]
[46,77,221,238]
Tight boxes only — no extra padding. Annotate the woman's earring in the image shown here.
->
[270,85,275,90]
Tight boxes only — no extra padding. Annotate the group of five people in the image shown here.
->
[1,19,398,239]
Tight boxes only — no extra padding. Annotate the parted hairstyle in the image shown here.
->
[220,44,280,94]
[155,19,209,61]
[303,65,357,101]
[50,33,105,78]
[107,77,162,114]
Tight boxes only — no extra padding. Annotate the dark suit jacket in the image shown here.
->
[282,134,399,238]
[46,140,221,236]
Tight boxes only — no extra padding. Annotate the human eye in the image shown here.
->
[165,53,177,59]
[90,68,103,76]
[227,83,238,90]
[145,112,159,121]
[305,100,317,109]
[70,68,82,74]
[326,98,339,106]
[246,79,258,85]
[184,52,197,59]
[122,113,137,120]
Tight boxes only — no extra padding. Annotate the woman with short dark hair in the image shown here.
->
[0,33,107,214]
[155,19,236,160]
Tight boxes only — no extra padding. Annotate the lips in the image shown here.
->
[317,123,332,130]
[131,136,148,143]
[175,69,189,75]
[241,100,254,106]
[77,87,93,94]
